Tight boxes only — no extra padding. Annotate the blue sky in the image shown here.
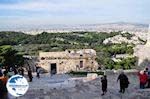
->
[0,0,150,29]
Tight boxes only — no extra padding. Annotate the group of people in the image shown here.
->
[28,66,41,82]
[0,66,41,98]
[101,70,129,96]
[5,66,24,77]
[24,66,42,82]
[0,66,41,83]
[1,65,150,97]
[101,68,150,96]
[138,68,150,89]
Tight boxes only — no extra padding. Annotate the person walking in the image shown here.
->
[36,67,40,79]
[18,67,24,76]
[117,71,129,93]
[101,75,107,96]
[28,70,33,82]
[13,66,18,75]
[20,67,24,76]
[138,70,148,89]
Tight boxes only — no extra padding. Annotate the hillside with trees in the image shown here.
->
[0,31,137,69]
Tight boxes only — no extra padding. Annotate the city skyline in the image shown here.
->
[0,0,150,30]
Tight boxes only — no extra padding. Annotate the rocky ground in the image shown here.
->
[7,72,150,99]
[134,44,150,67]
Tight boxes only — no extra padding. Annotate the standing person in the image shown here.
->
[20,67,24,76]
[13,66,18,75]
[101,75,107,96]
[18,67,21,75]
[2,71,8,92]
[3,70,8,84]
[18,67,24,76]
[19,67,24,76]
[117,71,129,93]
[8,67,14,78]
[36,67,40,79]
[0,71,8,99]
[138,70,148,89]
[28,70,33,82]
[145,68,150,88]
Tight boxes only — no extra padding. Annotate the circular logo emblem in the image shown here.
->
[6,75,29,97]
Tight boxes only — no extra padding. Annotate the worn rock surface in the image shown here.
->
[7,73,150,99]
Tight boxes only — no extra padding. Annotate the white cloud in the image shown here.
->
[0,0,112,12]
[0,0,150,29]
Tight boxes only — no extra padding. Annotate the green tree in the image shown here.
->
[104,58,115,69]
[0,45,24,68]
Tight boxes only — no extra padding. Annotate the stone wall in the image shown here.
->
[39,49,98,74]
[40,58,98,74]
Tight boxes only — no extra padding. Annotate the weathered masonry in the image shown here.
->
[38,49,98,74]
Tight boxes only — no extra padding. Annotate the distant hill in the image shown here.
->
[0,22,148,35]
[0,31,119,46]
[108,22,148,27]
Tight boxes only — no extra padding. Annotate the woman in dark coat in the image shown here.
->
[101,75,107,96]
[117,71,129,93]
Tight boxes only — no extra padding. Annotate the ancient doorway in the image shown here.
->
[51,63,57,75]
[80,61,83,68]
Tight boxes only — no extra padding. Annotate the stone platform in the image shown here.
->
[6,73,150,99]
